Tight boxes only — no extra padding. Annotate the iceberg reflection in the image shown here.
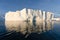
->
[5,21,54,35]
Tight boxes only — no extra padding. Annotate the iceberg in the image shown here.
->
[5,8,54,22]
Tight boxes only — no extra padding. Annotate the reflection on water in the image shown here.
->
[1,20,60,40]
[5,21,54,36]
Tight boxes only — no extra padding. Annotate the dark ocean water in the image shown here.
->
[0,19,60,40]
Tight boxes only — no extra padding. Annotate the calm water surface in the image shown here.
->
[0,20,60,40]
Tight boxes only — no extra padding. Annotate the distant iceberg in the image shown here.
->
[5,8,54,22]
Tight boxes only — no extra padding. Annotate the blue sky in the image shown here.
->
[0,0,60,17]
